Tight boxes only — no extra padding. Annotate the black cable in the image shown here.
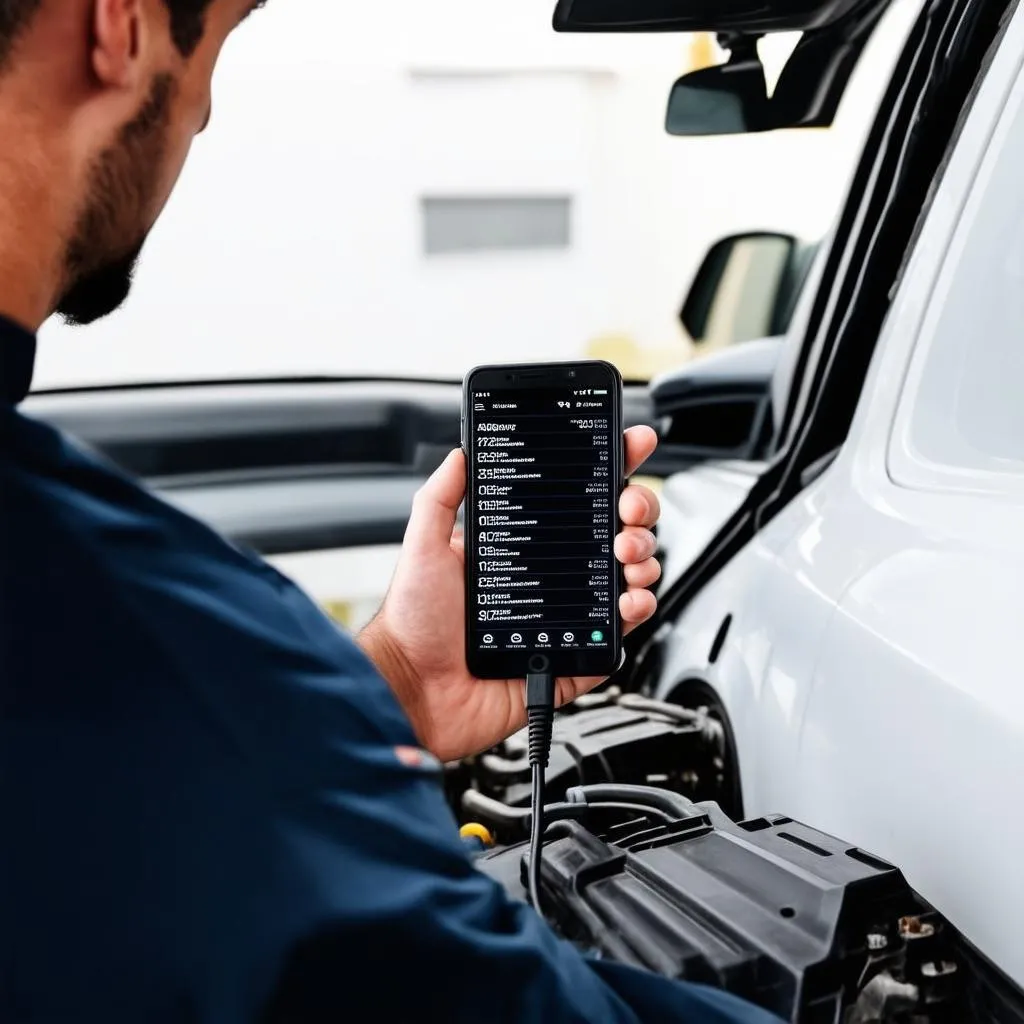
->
[526,671,556,912]
[565,784,701,820]
[528,768,545,911]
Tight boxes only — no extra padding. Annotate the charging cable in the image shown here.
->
[526,670,556,911]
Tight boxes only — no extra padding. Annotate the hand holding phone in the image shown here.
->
[359,416,661,764]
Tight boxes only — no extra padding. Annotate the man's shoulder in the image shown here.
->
[5,409,288,603]
[3,410,261,626]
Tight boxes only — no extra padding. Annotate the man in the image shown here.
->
[0,2,781,1021]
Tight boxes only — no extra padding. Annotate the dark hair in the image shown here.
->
[0,0,214,71]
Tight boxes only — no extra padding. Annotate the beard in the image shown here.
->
[57,74,176,326]
[56,244,145,326]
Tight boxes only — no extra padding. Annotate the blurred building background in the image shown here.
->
[34,0,917,390]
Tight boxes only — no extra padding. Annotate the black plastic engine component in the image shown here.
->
[476,787,967,1022]
[448,692,727,843]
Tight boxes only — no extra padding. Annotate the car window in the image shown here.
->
[892,64,1024,490]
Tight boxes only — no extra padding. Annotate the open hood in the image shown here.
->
[553,0,876,33]
[553,0,896,134]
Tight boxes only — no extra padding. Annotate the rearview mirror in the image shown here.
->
[665,42,770,136]
[681,233,797,346]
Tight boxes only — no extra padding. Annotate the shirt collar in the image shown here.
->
[0,314,37,405]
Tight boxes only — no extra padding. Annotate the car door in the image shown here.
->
[793,5,1024,987]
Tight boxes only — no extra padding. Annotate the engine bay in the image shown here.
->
[446,692,1006,1023]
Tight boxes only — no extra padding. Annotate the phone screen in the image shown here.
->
[464,362,622,679]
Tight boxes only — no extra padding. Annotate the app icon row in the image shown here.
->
[482,630,605,645]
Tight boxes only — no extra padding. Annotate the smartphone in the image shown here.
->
[463,360,624,680]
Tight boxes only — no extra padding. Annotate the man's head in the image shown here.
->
[0,0,262,327]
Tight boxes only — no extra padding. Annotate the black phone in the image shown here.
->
[462,360,625,680]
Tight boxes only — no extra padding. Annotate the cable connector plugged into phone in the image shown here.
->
[526,668,556,912]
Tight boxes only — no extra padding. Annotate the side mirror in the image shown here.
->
[681,232,799,347]
[665,41,771,136]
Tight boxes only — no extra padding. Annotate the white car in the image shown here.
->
[641,0,1024,995]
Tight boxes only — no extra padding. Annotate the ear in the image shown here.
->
[90,0,145,89]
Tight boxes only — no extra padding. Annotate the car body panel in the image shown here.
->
[656,477,839,812]
[658,461,766,588]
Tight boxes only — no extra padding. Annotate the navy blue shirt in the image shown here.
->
[0,315,782,1023]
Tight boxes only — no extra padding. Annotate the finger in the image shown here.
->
[614,526,657,566]
[449,532,465,566]
[620,587,657,626]
[625,425,658,477]
[619,484,661,530]
[624,557,662,589]
[405,449,466,551]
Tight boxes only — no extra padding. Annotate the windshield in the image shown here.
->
[32,0,916,392]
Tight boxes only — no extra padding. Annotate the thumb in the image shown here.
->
[405,448,466,551]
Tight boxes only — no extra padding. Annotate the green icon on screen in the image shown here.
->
[591,630,604,643]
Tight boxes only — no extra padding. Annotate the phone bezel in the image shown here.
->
[462,360,624,680]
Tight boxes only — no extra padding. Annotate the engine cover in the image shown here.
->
[477,796,967,1022]
[449,693,730,843]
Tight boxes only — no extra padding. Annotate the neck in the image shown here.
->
[0,111,76,333]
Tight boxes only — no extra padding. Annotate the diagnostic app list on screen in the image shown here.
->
[470,386,614,655]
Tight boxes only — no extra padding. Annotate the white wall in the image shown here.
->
[34,0,919,389]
